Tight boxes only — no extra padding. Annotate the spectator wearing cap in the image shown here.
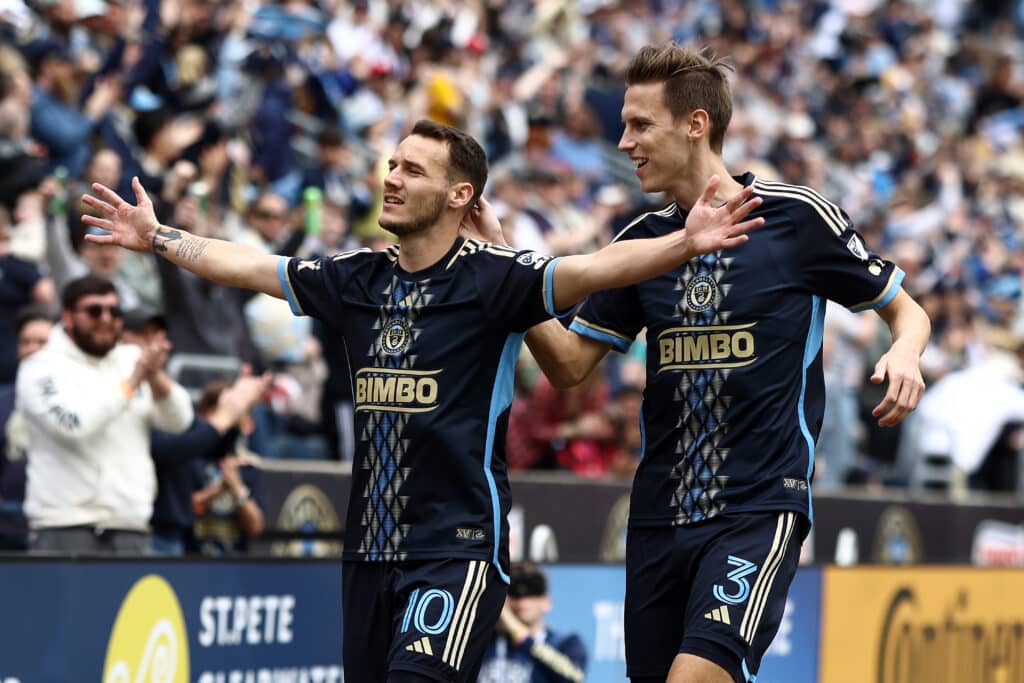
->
[25,36,120,176]
[17,275,192,554]
[477,562,587,683]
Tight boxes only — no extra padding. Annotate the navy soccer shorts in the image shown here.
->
[343,558,508,682]
[624,511,806,683]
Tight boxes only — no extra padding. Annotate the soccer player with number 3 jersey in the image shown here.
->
[512,44,933,683]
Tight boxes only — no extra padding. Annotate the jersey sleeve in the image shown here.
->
[277,248,372,319]
[474,246,570,332]
[792,200,905,312]
[569,284,644,353]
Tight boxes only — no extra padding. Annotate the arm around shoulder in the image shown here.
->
[526,319,611,389]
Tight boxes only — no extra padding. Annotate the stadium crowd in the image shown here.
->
[0,0,1023,551]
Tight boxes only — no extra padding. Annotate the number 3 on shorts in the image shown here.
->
[712,555,759,605]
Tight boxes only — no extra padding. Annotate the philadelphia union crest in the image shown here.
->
[380,318,411,355]
[684,275,717,312]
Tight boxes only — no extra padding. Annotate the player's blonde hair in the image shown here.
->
[625,44,734,153]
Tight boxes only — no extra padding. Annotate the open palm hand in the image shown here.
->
[80,177,162,253]
[682,175,764,256]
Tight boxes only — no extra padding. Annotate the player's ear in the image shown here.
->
[449,181,474,210]
[687,108,710,143]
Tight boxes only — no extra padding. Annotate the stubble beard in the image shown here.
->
[378,191,447,238]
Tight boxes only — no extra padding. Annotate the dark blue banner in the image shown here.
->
[0,559,343,683]
[0,559,818,682]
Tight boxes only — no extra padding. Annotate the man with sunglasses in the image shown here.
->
[16,275,193,553]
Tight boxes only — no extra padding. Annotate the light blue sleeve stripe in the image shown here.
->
[638,401,647,461]
[569,320,632,353]
[277,257,304,316]
[850,267,905,312]
[798,295,825,524]
[483,332,523,584]
[543,257,573,319]
[742,659,757,682]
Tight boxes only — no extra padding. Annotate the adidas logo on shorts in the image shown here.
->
[704,605,731,624]
[406,636,434,656]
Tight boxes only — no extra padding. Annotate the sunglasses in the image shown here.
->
[76,304,124,319]
[254,209,286,220]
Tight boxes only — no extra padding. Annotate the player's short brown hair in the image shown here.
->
[625,44,734,153]
[410,119,488,211]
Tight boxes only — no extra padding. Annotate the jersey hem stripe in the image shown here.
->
[278,257,304,315]
[849,267,904,312]
[569,318,632,352]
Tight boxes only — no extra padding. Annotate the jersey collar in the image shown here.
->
[393,236,466,280]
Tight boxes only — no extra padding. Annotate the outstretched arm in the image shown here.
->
[81,177,284,298]
[548,176,762,311]
[870,288,930,426]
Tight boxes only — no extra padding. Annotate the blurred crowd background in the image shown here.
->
[2,0,1024,511]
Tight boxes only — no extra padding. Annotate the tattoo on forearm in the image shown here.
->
[152,227,182,253]
[175,238,209,264]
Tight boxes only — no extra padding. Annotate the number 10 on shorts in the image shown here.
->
[401,588,456,635]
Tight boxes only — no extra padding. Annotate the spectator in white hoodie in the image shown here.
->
[17,275,193,554]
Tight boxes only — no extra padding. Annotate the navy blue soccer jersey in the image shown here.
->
[570,174,904,527]
[279,238,563,577]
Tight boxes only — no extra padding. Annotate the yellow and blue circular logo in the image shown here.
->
[103,575,189,683]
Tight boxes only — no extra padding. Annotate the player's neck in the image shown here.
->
[671,154,743,211]
[396,223,460,273]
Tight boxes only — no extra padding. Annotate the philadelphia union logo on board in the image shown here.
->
[381,318,412,355]
[685,275,717,312]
